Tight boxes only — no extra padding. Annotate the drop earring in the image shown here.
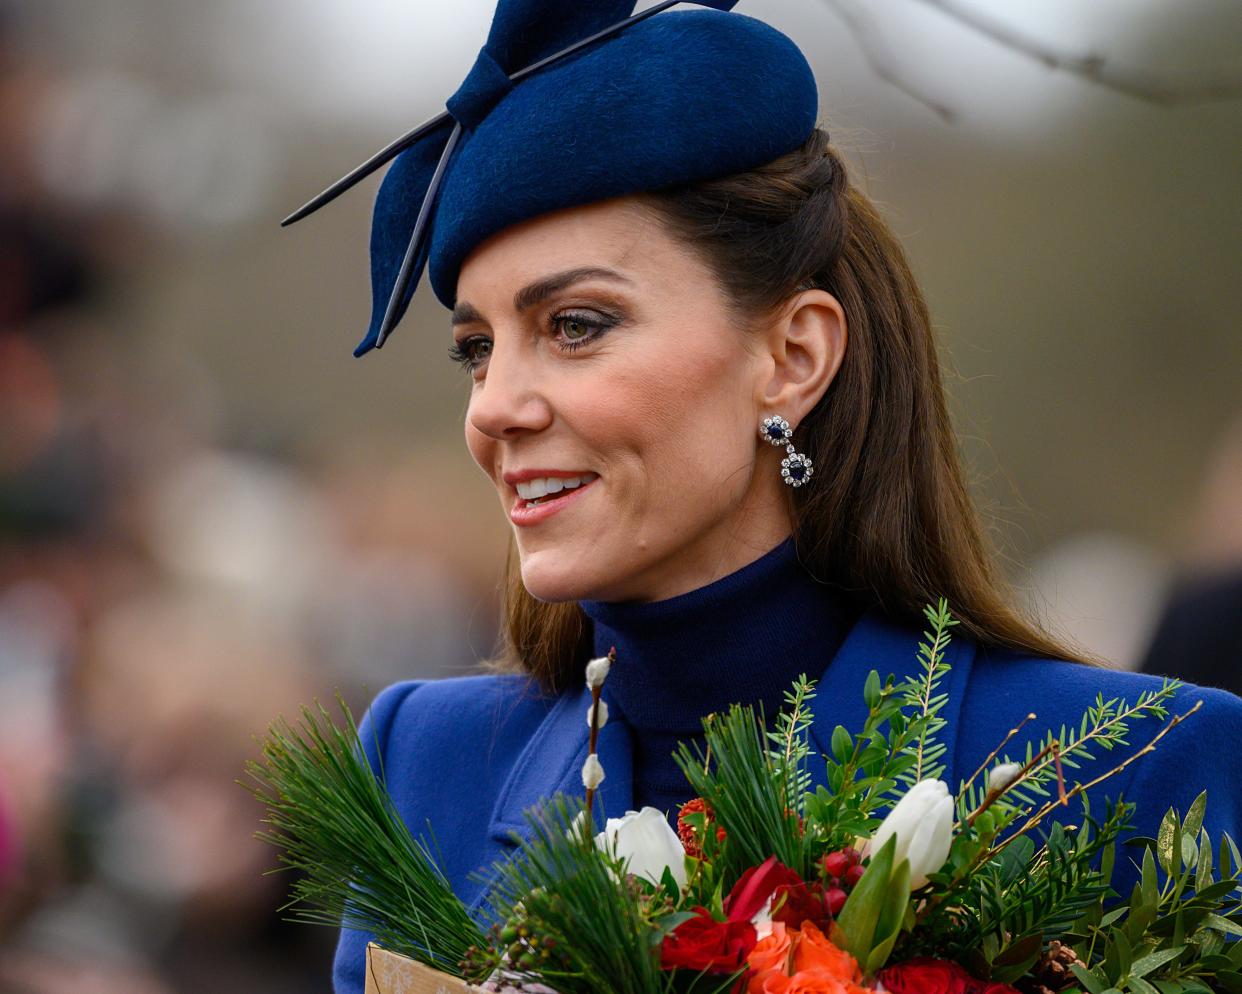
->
[759,415,813,487]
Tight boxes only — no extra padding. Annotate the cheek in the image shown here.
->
[593,333,756,495]
[464,418,494,478]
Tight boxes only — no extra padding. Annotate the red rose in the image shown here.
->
[770,880,830,929]
[724,856,806,922]
[878,958,973,994]
[661,906,758,974]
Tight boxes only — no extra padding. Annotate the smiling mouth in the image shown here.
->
[514,472,599,508]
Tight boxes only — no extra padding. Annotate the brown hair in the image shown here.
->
[493,127,1092,693]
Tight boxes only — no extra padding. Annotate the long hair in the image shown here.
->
[493,127,1091,693]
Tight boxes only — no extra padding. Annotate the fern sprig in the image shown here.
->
[902,598,958,785]
[766,674,817,812]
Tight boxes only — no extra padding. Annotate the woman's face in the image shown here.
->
[453,197,826,603]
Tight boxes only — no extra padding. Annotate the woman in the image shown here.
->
[291,3,1242,992]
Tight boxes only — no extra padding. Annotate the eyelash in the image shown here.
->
[447,310,615,372]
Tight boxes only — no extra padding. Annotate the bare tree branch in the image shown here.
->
[820,0,958,121]
[916,0,1242,104]
[819,0,1242,121]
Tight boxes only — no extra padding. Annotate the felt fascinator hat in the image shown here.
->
[283,0,820,357]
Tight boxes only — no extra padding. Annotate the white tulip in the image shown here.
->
[586,700,609,729]
[585,656,612,689]
[581,753,605,790]
[594,807,687,889]
[868,778,954,889]
[569,810,589,839]
[987,761,1024,792]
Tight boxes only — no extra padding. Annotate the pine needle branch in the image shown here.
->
[243,692,483,974]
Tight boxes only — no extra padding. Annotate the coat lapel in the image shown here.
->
[487,682,634,846]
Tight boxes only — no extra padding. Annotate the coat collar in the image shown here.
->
[487,607,977,848]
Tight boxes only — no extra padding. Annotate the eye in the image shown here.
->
[447,335,492,371]
[559,317,593,340]
[551,310,614,350]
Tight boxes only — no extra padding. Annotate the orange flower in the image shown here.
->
[760,968,868,994]
[746,922,793,994]
[792,922,862,983]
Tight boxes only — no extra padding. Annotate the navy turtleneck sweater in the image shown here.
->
[578,536,859,823]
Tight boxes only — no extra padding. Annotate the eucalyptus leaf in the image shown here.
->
[1128,945,1186,979]
[1183,792,1208,843]
[837,834,895,964]
[1157,809,1178,875]
[1204,912,1242,938]
[1070,963,1108,994]
[865,856,911,974]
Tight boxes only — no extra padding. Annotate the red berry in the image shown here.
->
[825,887,848,916]
[822,851,851,878]
[844,864,865,888]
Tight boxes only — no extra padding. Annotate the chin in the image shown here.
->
[518,545,603,603]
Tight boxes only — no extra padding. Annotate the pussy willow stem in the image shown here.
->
[584,646,616,825]
[964,738,1061,830]
[988,701,1202,860]
[923,701,1201,930]
[955,712,1037,805]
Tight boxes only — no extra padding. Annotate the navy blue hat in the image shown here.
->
[283,1,820,357]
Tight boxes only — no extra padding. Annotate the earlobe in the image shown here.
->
[760,289,847,422]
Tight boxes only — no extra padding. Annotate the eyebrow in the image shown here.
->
[451,266,633,326]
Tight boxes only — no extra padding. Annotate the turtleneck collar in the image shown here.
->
[579,536,858,736]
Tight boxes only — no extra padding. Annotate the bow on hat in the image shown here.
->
[283,0,818,357]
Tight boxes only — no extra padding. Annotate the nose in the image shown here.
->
[466,339,554,441]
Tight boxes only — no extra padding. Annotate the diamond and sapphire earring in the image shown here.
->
[759,415,813,487]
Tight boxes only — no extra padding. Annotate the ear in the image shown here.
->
[757,289,847,425]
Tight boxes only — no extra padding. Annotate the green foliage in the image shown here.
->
[805,600,957,847]
[243,693,483,975]
[915,800,1131,981]
[1065,793,1242,994]
[674,692,810,879]
[483,796,740,994]
[899,598,958,786]
[765,675,818,821]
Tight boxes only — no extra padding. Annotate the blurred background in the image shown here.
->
[0,0,1239,990]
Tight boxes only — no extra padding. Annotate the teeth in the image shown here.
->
[515,473,597,502]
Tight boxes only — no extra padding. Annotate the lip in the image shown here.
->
[502,468,595,485]
[508,474,599,527]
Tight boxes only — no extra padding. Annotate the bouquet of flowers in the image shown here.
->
[247,602,1242,994]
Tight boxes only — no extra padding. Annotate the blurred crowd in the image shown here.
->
[1,3,1240,993]
[0,9,499,992]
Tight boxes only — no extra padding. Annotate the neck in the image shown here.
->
[578,536,859,815]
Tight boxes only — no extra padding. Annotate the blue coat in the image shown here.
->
[331,607,1242,993]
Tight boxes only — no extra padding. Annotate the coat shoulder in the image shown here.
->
[964,645,1242,825]
[967,645,1242,733]
[357,671,560,779]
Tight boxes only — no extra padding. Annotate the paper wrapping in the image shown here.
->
[363,943,481,994]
